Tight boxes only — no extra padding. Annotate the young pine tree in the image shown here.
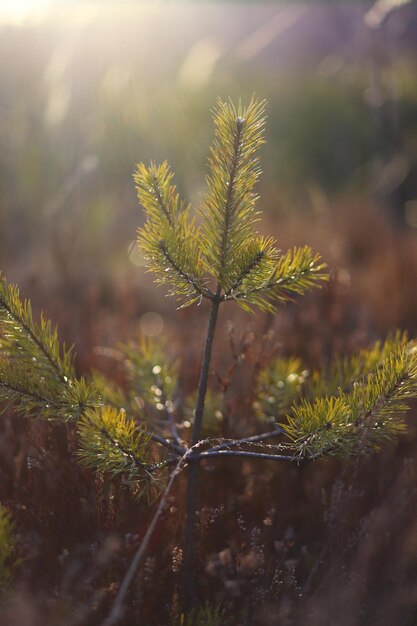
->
[1,97,417,624]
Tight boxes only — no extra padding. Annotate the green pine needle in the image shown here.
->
[255,357,308,423]
[91,369,130,412]
[199,96,266,286]
[306,330,409,399]
[135,161,208,307]
[0,274,99,420]
[225,245,328,312]
[135,98,328,312]
[0,274,74,382]
[77,406,165,498]
[283,343,417,458]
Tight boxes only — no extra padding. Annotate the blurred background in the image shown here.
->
[2,2,417,623]
[1,0,417,367]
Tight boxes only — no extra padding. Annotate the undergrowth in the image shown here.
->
[0,98,417,625]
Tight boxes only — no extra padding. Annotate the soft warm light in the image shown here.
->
[0,0,52,23]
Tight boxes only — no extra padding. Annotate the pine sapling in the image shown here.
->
[1,97,417,624]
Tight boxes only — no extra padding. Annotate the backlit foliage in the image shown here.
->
[0,98,416,519]
[255,356,307,423]
[77,406,158,483]
[283,342,417,458]
[92,337,179,438]
[255,333,417,457]
[135,98,327,312]
[119,337,178,419]
[0,274,99,421]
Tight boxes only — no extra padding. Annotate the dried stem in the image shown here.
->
[149,432,186,456]
[198,449,294,462]
[102,450,190,626]
[204,428,284,453]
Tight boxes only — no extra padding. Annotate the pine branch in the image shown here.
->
[283,345,417,458]
[217,115,245,281]
[306,331,409,399]
[135,100,327,314]
[0,362,63,412]
[224,248,266,296]
[0,364,99,421]
[91,369,185,454]
[134,161,180,227]
[200,97,266,287]
[148,171,175,227]
[0,274,74,383]
[227,245,328,312]
[254,356,307,422]
[0,275,99,420]
[254,333,411,428]
[135,162,206,307]
[77,406,165,495]
[118,337,179,424]
[158,241,216,301]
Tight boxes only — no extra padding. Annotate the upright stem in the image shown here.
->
[182,114,242,610]
[183,292,221,610]
[192,291,221,446]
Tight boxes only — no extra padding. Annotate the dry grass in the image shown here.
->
[1,198,417,624]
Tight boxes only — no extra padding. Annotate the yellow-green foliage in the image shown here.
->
[224,244,326,313]
[0,505,16,592]
[255,357,307,423]
[92,337,179,437]
[306,331,409,399]
[175,603,222,626]
[284,343,417,458]
[1,97,417,511]
[0,275,172,498]
[135,161,206,307]
[119,337,178,417]
[135,98,327,312]
[200,97,266,287]
[255,334,417,459]
[0,274,99,421]
[91,369,129,412]
[77,406,154,480]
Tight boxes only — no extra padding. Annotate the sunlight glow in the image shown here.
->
[0,0,53,23]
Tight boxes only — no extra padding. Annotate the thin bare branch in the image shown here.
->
[149,432,186,456]
[204,427,284,453]
[198,449,295,462]
[102,449,191,626]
